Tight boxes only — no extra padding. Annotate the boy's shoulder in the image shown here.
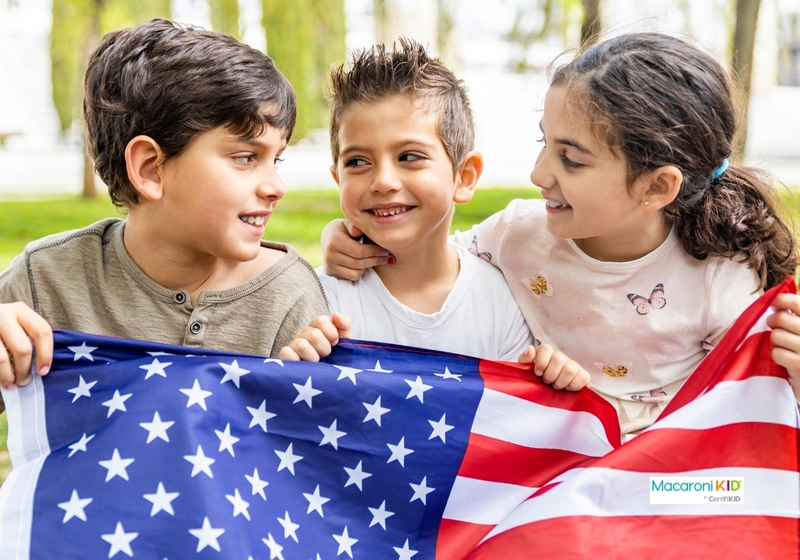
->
[23,217,124,256]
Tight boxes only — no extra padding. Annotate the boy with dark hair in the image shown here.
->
[280,40,588,389]
[0,19,328,400]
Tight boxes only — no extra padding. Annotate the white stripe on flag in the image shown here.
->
[2,373,50,467]
[648,377,798,432]
[472,389,613,457]
[442,476,536,525]
[443,469,585,525]
[481,466,800,543]
[0,456,46,559]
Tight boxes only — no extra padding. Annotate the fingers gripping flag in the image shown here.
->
[0,279,798,559]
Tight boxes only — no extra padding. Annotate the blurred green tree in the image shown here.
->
[51,0,171,198]
[262,0,346,140]
[731,0,761,162]
[209,0,241,39]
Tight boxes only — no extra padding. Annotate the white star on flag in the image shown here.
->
[215,423,240,456]
[245,468,269,500]
[394,539,419,559]
[67,433,94,457]
[293,376,322,407]
[368,500,395,529]
[189,517,225,552]
[67,342,97,361]
[428,413,454,443]
[363,396,390,426]
[333,526,358,558]
[434,367,462,381]
[343,460,372,490]
[100,522,137,558]
[304,484,330,517]
[184,445,215,478]
[57,490,92,523]
[225,488,251,521]
[139,358,171,379]
[409,476,434,505]
[179,379,212,410]
[139,411,174,443]
[387,437,414,467]
[67,375,96,402]
[246,400,277,432]
[277,511,300,542]
[404,376,432,403]
[263,357,284,366]
[318,419,347,449]
[101,390,131,418]
[262,533,284,560]
[333,365,362,384]
[367,360,392,373]
[275,443,303,474]
[98,449,134,482]
[143,482,179,516]
[219,359,251,388]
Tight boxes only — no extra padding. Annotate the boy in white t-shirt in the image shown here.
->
[279,40,589,390]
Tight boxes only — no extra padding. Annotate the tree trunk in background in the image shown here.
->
[262,0,346,140]
[580,0,601,47]
[731,0,762,163]
[81,0,102,200]
[209,0,241,40]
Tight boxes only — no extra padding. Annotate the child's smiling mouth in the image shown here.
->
[370,205,412,217]
[545,200,571,210]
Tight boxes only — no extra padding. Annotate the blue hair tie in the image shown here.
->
[713,158,729,179]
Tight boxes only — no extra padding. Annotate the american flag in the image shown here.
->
[0,279,798,559]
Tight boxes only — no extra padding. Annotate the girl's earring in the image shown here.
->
[643,201,650,206]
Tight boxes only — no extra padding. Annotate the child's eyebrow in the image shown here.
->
[234,136,287,152]
[539,121,592,155]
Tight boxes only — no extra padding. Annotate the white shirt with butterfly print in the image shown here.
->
[316,242,535,361]
[454,198,762,439]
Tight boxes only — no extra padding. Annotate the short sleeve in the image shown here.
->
[703,257,762,350]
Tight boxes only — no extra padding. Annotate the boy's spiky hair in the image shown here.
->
[327,38,474,172]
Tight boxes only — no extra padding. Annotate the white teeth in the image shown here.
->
[240,215,265,226]
[546,200,570,209]
[373,206,410,217]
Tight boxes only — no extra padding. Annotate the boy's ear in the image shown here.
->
[330,165,340,186]
[453,151,483,204]
[125,135,167,201]
[641,165,682,211]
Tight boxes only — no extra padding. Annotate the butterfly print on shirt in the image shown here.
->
[468,236,492,262]
[627,283,666,315]
[631,387,667,404]
[593,362,632,379]
[523,274,553,298]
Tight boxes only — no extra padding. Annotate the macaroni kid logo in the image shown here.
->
[649,476,745,504]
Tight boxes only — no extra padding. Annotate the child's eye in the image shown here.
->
[233,154,255,164]
[274,157,284,165]
[344,157,368,167]
[561,154,582,169]
[399,153,424,163]
[536,137,546,146]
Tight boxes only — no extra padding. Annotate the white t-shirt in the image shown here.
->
[316,243,534,361]
[454,198,762,437]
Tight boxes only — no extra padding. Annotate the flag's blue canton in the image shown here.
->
[30,330,485,559]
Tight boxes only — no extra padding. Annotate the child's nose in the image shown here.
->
[257,167,286,201]
[529,151,552,191]
[371,162,401,193]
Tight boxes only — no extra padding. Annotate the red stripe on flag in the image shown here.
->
[436,519,493,560]
[478,360,622,448]
[591,422,800,473]
[465,515,800,560]
[458,433,595,487]
[662,276,796,418]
